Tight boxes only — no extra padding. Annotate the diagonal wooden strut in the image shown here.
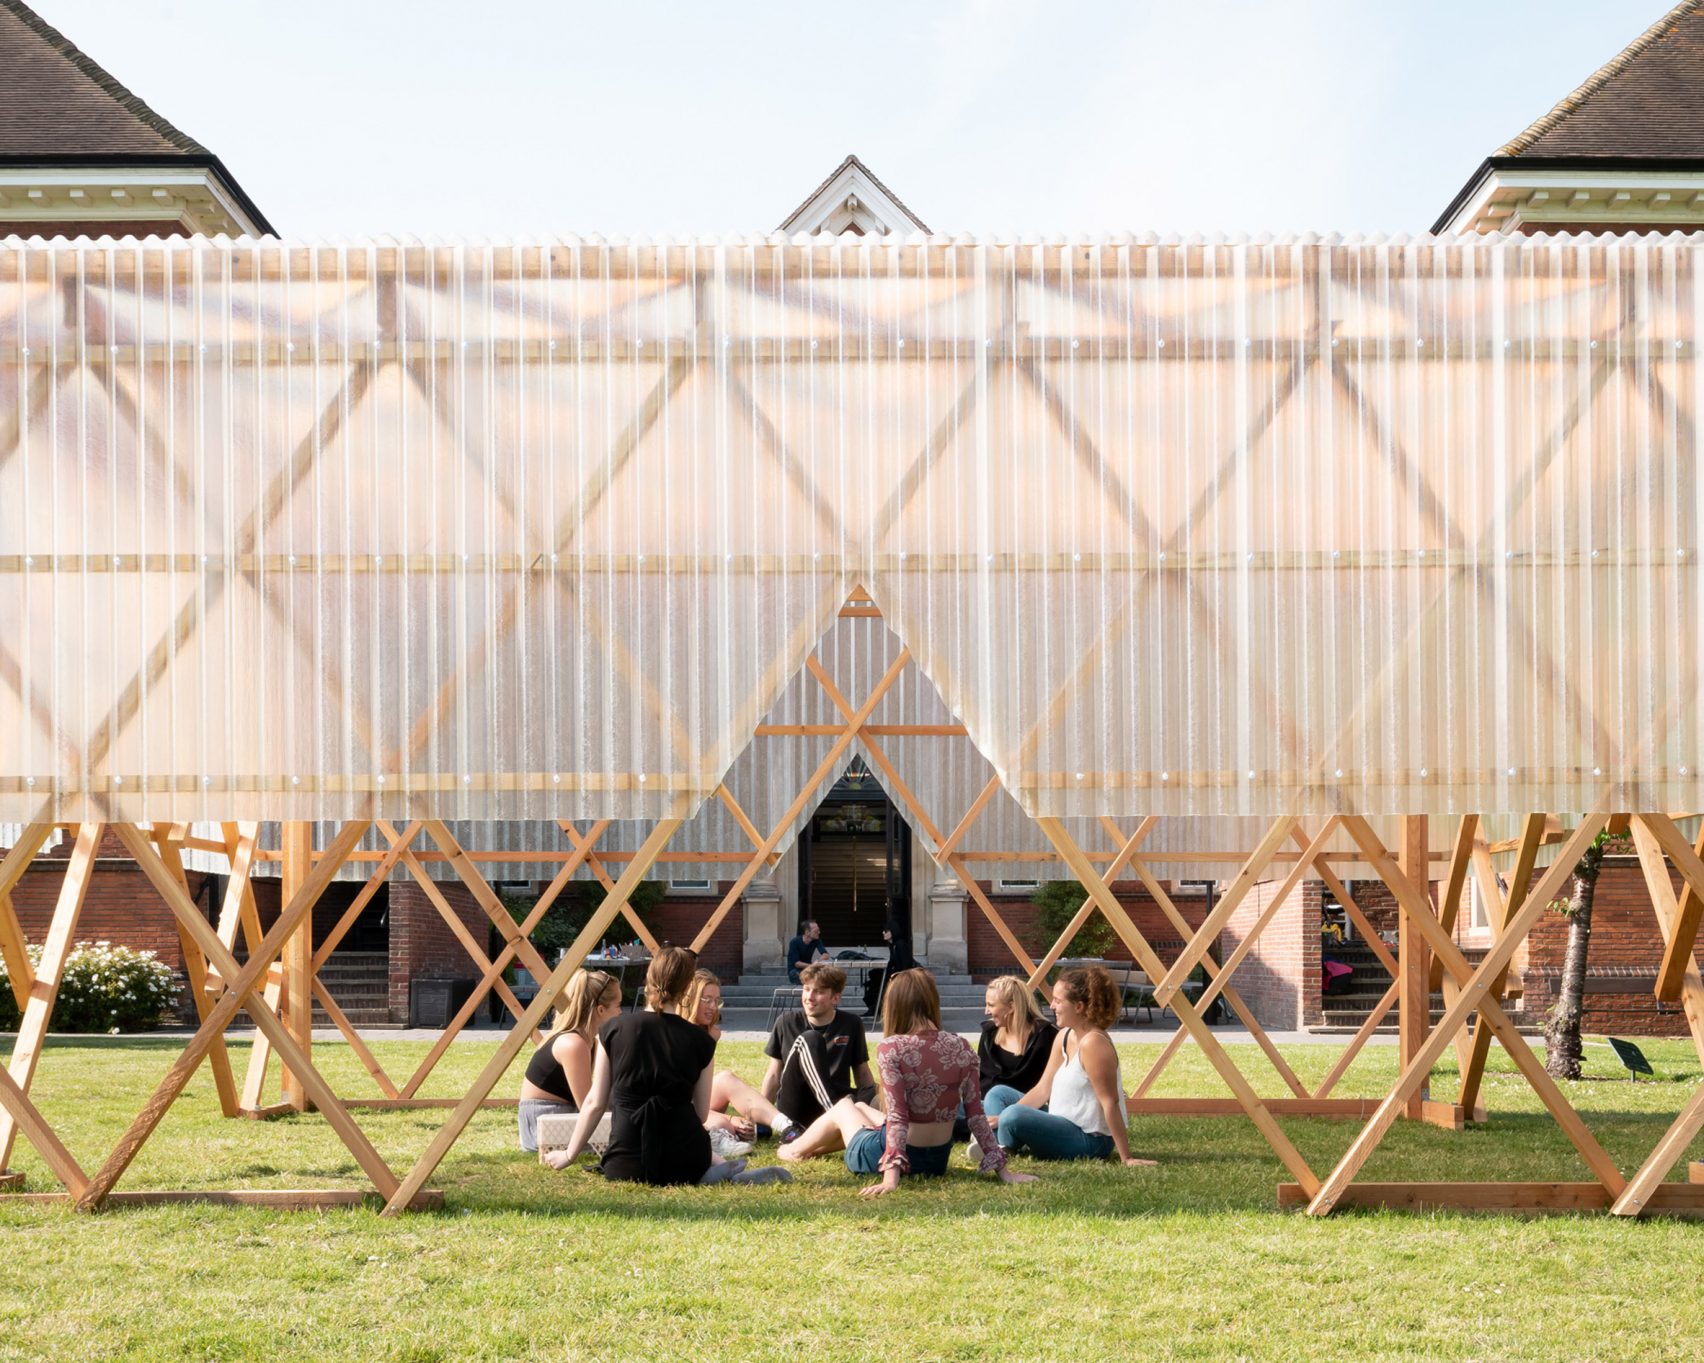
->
[1614,814,1704,1215]
[1037,816,1321,1196]
[382,818,683,1216]
[1307,816,1617,1216]
[398,823,611,1100]
[1115,832,1311,1103]
[0,823,102,1173]
[79,822,375,1209]
[804,654,1038,977]
[689,649,910,954]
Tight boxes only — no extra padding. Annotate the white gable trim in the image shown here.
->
[779,158,926,236]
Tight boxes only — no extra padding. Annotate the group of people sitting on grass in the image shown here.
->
[516,948,1156,1191]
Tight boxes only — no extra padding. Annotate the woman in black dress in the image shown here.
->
[548,947,789,1186]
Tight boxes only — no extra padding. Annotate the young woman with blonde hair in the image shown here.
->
[517,968,621,1152]
[680,967,788,1157]
[824,968,1037,1196]
[978,974,1058,1099]
[984,965,1155,1166]
[549,947,789,1186]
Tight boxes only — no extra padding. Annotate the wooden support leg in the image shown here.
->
[1611,815,1704,1215]
[0,1055,88,1197]
[81,822,379,1209]
[280,823,313,1113]
[1038,817,1321,1197]
[1456,815,1547,1117]
[382,818,682,1216]
[0,823,102,1173]
[1309,816,1616,1216]
[1398,814,1430,1120]
[151,828,239,1119]
[0,824,54,1015]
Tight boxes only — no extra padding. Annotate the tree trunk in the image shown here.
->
[1543,845,1603,1080]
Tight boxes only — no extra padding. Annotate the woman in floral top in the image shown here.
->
[842,969,1039,1197]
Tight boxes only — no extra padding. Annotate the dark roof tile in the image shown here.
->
[0,0,212,159]
[1502,0,1704,159]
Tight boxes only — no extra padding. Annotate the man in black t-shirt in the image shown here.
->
[760,962,874,1159]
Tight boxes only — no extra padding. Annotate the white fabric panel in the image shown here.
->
[2,235,1699,826]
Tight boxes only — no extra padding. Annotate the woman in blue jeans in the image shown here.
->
[983,965,1156,1166]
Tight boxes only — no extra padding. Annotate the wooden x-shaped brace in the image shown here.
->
[1307,815,1620,1215]
[1036,816,1322,1197]
[382,818,683,1215]
[76,822,405,1210]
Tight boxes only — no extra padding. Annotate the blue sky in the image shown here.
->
[34,0,1651,237]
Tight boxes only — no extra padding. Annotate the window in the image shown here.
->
[997,878,1041,894]
[668,878,714,894]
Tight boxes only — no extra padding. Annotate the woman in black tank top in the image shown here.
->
[517,969,620,1151]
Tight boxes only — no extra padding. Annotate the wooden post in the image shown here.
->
[280,822,313,1113]
[0,823,102,1173]
[1399,814,1430,1120]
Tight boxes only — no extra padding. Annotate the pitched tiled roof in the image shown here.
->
[0,0,211,159]
[0,0,274,232]
[1499,0,1704,159]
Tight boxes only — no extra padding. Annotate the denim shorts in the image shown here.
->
[844,1125,953,1177]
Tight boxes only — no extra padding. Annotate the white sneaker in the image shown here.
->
[709,1127,754,1159]
[965,1136,982,1165]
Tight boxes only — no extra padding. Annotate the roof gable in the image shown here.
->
[776,154,930,235]
[1500,0,1704,159]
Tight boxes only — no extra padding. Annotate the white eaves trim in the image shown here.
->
[1441,167,1704,234]
[0,165,263,237]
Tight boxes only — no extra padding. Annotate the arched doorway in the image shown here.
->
[797,759,911,948]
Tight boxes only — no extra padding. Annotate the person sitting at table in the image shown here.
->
[517,968,621,1152]
[982,965,1156,1166]
[679,968,788,1155]
[861,914,918,1017]
[763,962,877,1160]
[546,947,790,1186]
[786,919,829,984]
[841,968,1038,1196]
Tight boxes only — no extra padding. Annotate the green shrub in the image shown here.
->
[503,881,666,959]
[1030,881,1117,960]
[0,940,179,1032]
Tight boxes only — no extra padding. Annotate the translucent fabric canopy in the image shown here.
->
[1,233,1699,823]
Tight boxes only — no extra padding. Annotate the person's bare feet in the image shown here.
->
[777,1139,810,1162]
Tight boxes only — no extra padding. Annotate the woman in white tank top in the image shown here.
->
[980,966,1157,1165]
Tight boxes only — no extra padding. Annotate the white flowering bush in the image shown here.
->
[0,940,179,1032]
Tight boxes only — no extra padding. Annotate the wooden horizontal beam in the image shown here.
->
[1,1188,444,1211]
[0,547,1687,577]
[1126,1097,1379,1117]
[1277,1181,1704,1216]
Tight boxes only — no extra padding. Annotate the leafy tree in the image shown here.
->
[1031,880,1117,959]
[503,880,666,958]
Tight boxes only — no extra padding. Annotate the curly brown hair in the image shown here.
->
[1057,965,1120,1031]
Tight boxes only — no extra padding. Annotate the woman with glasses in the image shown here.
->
[680,968,788,1157]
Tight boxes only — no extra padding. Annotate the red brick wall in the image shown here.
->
[649,889,742,982]
[1520,857,1692,1037]
[968,882,1210,979]
[1219,880,1323,1030]
[387,879,492,1020]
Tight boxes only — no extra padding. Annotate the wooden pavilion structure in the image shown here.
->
[3,232,1704,1216]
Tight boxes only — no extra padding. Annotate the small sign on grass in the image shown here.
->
[1605,1036,1655,1080]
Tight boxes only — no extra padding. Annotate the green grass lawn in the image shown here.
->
[2,1034,1703,1362]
